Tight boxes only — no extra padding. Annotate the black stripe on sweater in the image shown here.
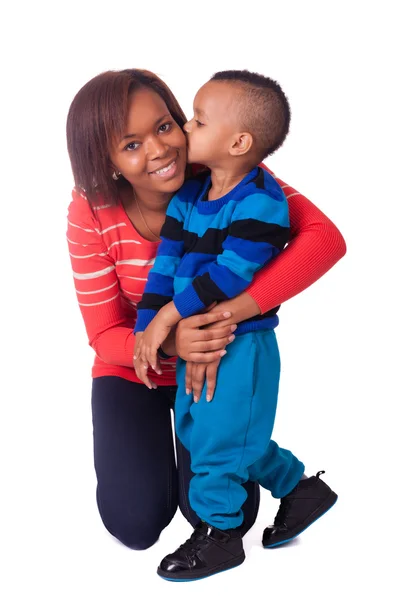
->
[183,227,228,254]
[161,216,184,241]
[230,219,290,250]
[137,293,172,311]
[183,221,289,255]
[193,272,229,305]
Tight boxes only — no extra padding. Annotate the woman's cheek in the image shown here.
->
[177,130,188,151]
[127,154,144,173]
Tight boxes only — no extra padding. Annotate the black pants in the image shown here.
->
[92,376,260,550]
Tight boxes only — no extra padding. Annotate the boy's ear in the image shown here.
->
[229,132,253,156]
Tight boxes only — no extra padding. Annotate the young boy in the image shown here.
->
[134,70,337,581]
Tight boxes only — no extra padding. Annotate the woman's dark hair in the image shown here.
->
[66,69,188,206]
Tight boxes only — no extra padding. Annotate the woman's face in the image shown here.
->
[110,88,187,198]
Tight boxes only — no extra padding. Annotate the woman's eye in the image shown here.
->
[125,142,140,151]
[159,122,172,133]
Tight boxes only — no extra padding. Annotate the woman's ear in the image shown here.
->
[229,132,253,157]
[109,161,121,180]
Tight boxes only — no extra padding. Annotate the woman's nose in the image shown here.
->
[146,136,168,160]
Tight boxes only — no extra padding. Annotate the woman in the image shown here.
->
[66,68,346,551]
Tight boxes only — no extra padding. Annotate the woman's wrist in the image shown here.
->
[207,293,261,324]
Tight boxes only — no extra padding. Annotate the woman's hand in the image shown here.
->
[175,310,237,363]
[186,359,221,403]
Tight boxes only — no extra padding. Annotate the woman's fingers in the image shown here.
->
[185,361,193,395]
[175,312,235,362]
[192,335,235,353]
[192,364,207,402]
[199,324,237,340]
[187,349,227,364]
[185,310,232,329]
[205,360,220,402]
[185,358,222,402]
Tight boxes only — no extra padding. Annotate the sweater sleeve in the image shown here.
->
[173,188,290,318]
[67,189,136,367]
[246,166,347,313]
[134,181,196,332]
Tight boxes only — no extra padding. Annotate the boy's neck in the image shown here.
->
[208,164,255,201]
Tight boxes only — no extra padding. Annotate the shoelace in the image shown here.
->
[179,528,208,557]
[274,495,293,526]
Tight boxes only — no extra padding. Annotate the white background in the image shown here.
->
[1,1,399,598]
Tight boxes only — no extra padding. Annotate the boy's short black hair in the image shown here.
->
[210,70,291,159]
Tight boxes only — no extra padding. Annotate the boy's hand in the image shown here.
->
[135,302,182,372]
[134,313,173,374]
[133,354,158,390]
[185,358,221,403]
[133,333,157,390]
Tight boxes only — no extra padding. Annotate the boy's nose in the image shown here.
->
[184,120,192,133]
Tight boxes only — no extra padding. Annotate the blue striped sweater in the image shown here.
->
[135,167,290,336]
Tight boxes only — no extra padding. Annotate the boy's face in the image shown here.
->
[184,81,239,166]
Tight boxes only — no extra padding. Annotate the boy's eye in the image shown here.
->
[125,141,140,151]
[159,122,172,133]
[195,119,204,127]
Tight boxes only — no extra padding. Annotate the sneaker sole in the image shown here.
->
[157,552,245,582]
[263,491,338,548]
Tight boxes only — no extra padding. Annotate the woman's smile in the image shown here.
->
[149,156,179,179]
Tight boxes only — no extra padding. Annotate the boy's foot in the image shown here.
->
[262,470,338,548]
[157,522,245,581]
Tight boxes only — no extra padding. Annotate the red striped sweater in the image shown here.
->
[67,167,346,385]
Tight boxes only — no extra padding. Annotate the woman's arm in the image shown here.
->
[176,174,347,340]
[175,173,346,400]
[67,189,137,367]
[246,170,347,313]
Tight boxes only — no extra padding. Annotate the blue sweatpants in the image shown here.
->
[175,330,305,530]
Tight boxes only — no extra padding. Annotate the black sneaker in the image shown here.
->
[262,470,338,548]
[157,522,245,582]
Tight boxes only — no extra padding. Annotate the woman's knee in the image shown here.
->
[96,487,176,550]
[102,518,162,550]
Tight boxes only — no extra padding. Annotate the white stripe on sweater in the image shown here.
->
[122,290,143,296]
[122,297,138,307]
[68,220,98,234]
[116,258,155,267]
[108,240,141,250]
[76,281,118,295]
[98,223,127,235]
[123,290,143,298]
[119,275,148,281]
[73,266,115,280]
[69,252,107,259]
[67,237,89,247]
[79,292,120,307]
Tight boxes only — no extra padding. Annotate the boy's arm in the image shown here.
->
[133,183,196,333]
[173,188,290,319]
